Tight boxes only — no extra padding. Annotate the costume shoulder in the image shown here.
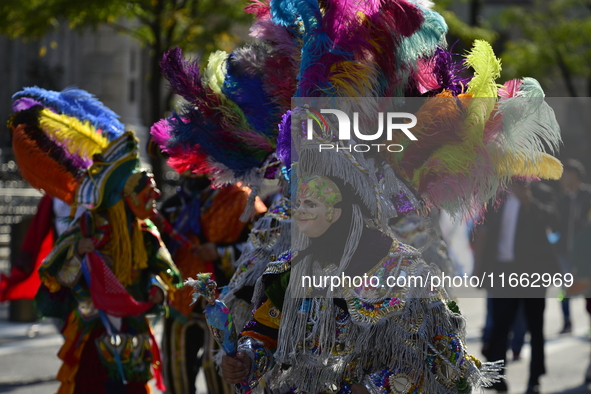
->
[344,241,448,325]
[250,249,293,312]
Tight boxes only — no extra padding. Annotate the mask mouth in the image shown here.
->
[294,212,318,221]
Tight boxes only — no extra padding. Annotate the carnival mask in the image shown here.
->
[295,175,343,238]
[123,172,161,220]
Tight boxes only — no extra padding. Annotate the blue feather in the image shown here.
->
[169,110,261,175]
[270,0,299,27]
[13,86,125,141]
[223,53,278,137]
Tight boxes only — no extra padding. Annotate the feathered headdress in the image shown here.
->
[8,86,141,210]
[153,0,562,222]
[150,2,563,392]
[151,44,291,184]
[150,20,301,219]
[279,26,562,221]
[152,0,562,220]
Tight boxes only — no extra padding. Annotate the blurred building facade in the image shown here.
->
[0,22,149,163]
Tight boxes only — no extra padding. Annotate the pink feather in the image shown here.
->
[499,79,522,98]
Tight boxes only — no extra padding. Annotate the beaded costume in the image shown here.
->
[150,0,564,392]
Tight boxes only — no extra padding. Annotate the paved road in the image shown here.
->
[0,289,588,394]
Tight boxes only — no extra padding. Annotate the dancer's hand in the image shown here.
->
[77,238,95,254]
[220,351,250,384]
[351,383,371,394]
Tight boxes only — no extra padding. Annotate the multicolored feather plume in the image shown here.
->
[13,87,125,140]
[155,0,563,222]
[154,41,291,186]
[9,87,129,204]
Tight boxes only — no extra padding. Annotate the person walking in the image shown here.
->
[475,181,560,393]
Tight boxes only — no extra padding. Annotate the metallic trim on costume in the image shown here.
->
[77,299,98,319]
[95,332,153,381]
[263,250,294,275]
[238,336,275,389]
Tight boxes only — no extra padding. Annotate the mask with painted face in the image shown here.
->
[123,171,162,220]
[294,175,343,238]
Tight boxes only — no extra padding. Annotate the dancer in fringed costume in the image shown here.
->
[150,46,277,393]
[7,87,182,394]
[153,0,564,392]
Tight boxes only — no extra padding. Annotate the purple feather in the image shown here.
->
[434,47,471,96]
[277,110,292,169]
[160,47,205,105]
[12,98,49,113]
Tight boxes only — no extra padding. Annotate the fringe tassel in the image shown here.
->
[239,185,260,222]
[131,218,148,271]
[107,200,142,287]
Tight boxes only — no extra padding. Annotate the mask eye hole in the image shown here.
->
[304,199,316,209]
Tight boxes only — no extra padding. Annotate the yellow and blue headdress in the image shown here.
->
[9,87,141,210]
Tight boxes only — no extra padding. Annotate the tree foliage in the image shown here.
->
[499,0,591,96]
[433,0,498,45]
[0,0,251,53]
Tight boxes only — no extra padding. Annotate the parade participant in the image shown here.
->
[8,87,182,394]
[212,0,565,392]
[155,0,563,392]
[223,170,487,394]
[151,37,293,392]
[149,166,264,394]
[221,101,562,394]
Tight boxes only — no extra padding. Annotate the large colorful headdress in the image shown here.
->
[152,0,561,227]
[8,87,143,210]
[278,38,563,224]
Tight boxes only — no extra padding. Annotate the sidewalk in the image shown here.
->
[0,302,61,393]
[0,290,588,393]
[0,302,208,394]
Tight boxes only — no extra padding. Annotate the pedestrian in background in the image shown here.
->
[556,159,591,334]
[474,181,560,393]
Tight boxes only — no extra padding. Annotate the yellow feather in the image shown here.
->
[465,40,502,98]
[495,152,563,180]
[204,50,229,95]
[39,108,108,159]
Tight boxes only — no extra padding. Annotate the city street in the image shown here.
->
[0,288,589,394]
